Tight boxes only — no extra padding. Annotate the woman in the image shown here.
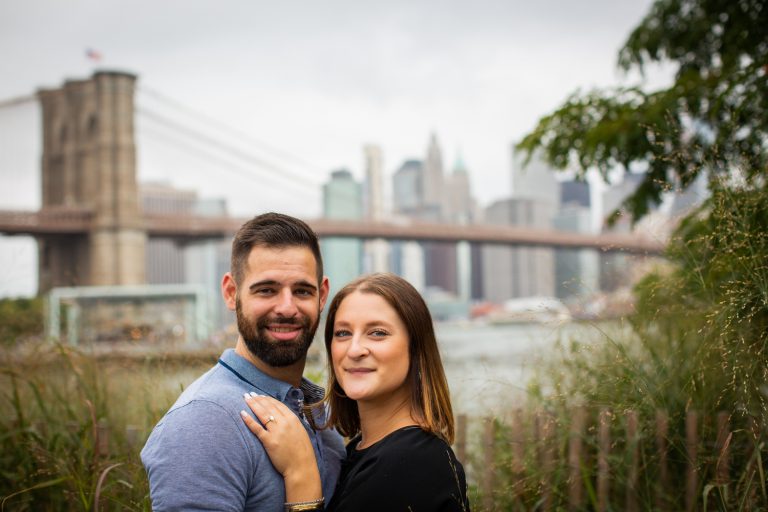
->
[241,273,470,511]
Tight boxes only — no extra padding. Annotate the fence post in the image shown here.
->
[481,417,495,511]
[655,409,669,511]
[125,425,140,450]
[96,419,109,458]
[597,408,611,512]
[745,416,761,506]
[456,414,467,465]
[568,406,586,511]
[715,411,731,486]
[685,410,698,512]
[538,411,556,511]
[510,408,525,503]
[626,409,639,512]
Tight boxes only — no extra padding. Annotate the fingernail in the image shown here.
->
[249,391,259,397]
[240,410,248,417]
[243,392,251,399]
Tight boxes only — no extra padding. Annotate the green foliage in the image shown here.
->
[633,183,768,415]
[0,298,43,345]
[537,182,768,415]
[491,184,768,510]
[516,0,768,222]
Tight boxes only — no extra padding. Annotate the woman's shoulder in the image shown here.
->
[330,427,470,511]
[371,426,460,468]
[384,426,451,450]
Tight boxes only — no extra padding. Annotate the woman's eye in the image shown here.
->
[333,329,351,338]
[370,329,389,337]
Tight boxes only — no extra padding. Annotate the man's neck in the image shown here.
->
[234,337,305,388]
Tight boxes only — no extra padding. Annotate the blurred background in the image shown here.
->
[2,0,765,510]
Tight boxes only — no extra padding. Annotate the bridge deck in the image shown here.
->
[0,208,665,254]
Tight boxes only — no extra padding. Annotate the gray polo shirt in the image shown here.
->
[141,349,345,511]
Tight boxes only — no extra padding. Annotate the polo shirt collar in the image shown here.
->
[218,348,324,403]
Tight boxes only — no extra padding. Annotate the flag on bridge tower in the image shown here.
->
[85,48,102,63]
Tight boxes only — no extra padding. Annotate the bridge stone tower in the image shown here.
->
[37,71,146,291]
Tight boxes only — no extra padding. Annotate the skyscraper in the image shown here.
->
[322,169,363,297]
[362,145,389,273]
[480,149,559,301]
[422,133,445,221]
[600,173,644,291]
[552,179,598,299]
[363,144,385,221]
[444,155,475,224]
[421,135,457,294]
[391,159,425,291]
[392,159,423,216]
[482,198,555,301]
[141,181,231,332]
[510,150,560,204]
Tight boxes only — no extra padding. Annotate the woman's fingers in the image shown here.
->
[242,394,270,424]
[240,391,318,478]
[239,407,266,437]
[241,393,294,434]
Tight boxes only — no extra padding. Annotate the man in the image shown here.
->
[141,212,345,511]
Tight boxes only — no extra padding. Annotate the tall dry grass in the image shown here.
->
[0,343,212,511]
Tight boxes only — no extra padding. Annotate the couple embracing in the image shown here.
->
[141,212,470,511]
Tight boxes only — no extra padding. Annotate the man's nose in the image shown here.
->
[274,289,299,317]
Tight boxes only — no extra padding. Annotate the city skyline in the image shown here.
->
[1,0,672,217]
[0,0,674,297]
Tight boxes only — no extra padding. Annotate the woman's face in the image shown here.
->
[330,290,411,406]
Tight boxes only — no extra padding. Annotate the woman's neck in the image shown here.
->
[356,392,418,450]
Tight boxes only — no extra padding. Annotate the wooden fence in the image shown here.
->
[454,408,765,511]
[87,409,765,511]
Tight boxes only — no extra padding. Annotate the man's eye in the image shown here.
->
[255,288,275,295]
[295,289,313,297]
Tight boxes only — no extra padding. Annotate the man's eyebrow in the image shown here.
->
[294,280,318,291]
[249,279,279,291]
[248,279,318,291]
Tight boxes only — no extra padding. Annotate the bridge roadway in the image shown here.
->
[0,207,665,255]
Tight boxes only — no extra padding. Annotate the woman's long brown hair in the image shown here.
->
[322,273,455,444]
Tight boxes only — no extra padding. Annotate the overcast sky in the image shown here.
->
[0,0,671,296]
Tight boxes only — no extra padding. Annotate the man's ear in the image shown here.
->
[222,272,238,311]
[319,276,330,311]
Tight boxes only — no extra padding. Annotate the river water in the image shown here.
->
[435,320,613,416]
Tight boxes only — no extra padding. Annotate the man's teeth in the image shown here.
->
[271,327,297,332]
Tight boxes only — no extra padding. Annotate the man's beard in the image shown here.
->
[236,297,319,367]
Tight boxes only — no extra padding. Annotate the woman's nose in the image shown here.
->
[346,333,369,358]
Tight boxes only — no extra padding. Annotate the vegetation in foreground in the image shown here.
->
[473,185,767,511]
[0,344,212,511]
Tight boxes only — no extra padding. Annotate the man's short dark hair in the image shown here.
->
[231,212,323,286]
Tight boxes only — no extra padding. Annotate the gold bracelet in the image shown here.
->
[284,497,324,511]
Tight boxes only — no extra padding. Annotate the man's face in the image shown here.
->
[229,246,328,367]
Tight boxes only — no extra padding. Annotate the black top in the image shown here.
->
[326,426,470,512]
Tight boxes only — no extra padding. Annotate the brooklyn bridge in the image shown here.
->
[0,71,663,294]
